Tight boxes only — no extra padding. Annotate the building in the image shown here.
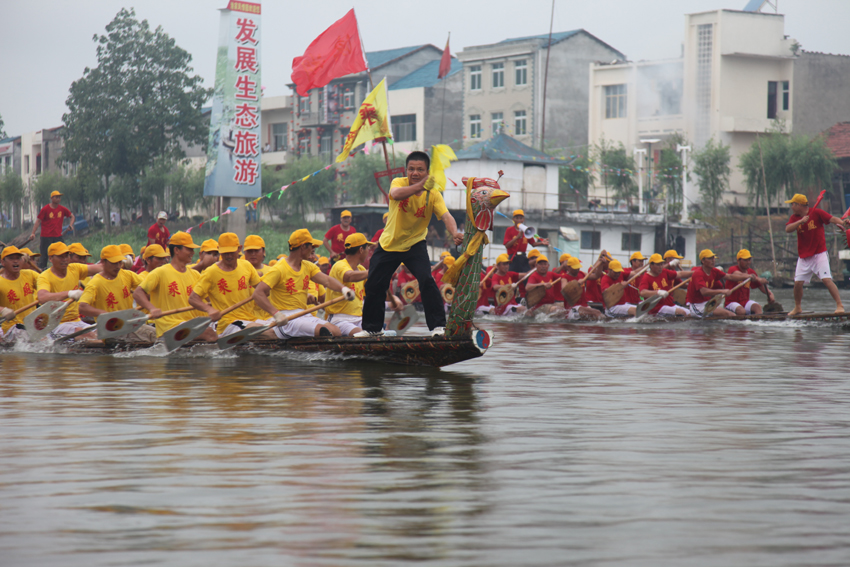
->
[19,126,70,220]
[824,122,850,211]
[260,95,294,169]
[588,6,850,214]
[457,30,625,153]
[0,136,21,177]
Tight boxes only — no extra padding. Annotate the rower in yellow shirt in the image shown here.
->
[243,235,268,276]
[138,244,170,279]
[36,242,102,340]
[253,229,354,338]
[188,232,263,336]
[191,239,219,273]
[0,246,40,343]
[325,233,372,336]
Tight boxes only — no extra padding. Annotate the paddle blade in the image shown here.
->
[162,317,211,353]
[671,288,687,306]
[495,285,515,307]
[560,280,582,306]
[602,283,624,309]
[525,285,546,309]
[402,281,419,302]
[440,284,454,304]
[97,309,148,339]
[216,325,268,351]
[702,295,721,316]
[388,304,419,336]
[24,301,67,341]
[634,295,662,320]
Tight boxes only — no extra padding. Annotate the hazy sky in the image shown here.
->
[2,0,848,136]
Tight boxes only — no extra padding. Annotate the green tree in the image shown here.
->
[340,152,392,204]
[596,140,636,205]
[168,164,206,219]
[263,156,336,220]
[61,8,212,231]
[560,147,594,206]
[0,112,7,138]
[693,137,731,216]
[0,171,24,228]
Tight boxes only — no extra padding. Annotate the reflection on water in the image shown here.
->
[1,287,849,566]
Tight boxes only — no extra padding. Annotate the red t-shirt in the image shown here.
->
[484,270,519,311]
[325,224,357,256]
[371,228,384,243]
[786,208,831,259]
[600,273,631,306]
[639,269,678,313]
[147,223,170,248]
[503,225,538,256]
[686,266,726,304]
[527,271,561,306]
[621,267,640,304]
[725,266,758,306]
[37,205,72,237]
[560,270,587,308]
[584,278,602,303]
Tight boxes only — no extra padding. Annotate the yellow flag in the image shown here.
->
[426,144,457,192]
[336,78,392,163]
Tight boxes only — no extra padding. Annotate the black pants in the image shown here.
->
[509,252,529,273]
[362,240,446,332]
[39,236,63,269]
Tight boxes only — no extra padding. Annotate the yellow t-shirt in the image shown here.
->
[326,258,365,316]
[193,259,261,334]
[138,264,204,337]
[0,269,39,333]
[261,259,320,312]
[79,270,143,313]
[379,177,449,252]
[36,264,89,323]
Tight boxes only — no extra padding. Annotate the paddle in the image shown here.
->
[702,277,752,317]
[809,189,826,213]
[602,265,650,309]
[495,269,535,307]
[24,298,77,341]
[841,205,850,220]
[216,296,347,351]
[634,277,691,320]
[1,300,38,324]
[401,280,420,303]
[160,296,256,353]
[96,306,195,340]
[561,254,610,306]
[388,304,419,336]
[52,324,96,343]
[440,283,455,303]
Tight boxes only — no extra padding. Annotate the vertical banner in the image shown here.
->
[204,1,262,198]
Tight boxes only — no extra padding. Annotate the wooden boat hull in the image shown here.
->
[33,329,495,368]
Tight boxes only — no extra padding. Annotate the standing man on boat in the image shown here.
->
[358,151,463,337]
[30,191,75,269]
[725,249,774,316]
[36,242,102,340]
[323,210,356,262]
[784,194,848,315]
[503,209,549,273]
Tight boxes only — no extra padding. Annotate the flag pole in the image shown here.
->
[439,32,450,144]
[355,11,393,174]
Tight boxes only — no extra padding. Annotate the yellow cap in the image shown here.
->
[68,243,90,257]
[649,253,664,264]
[317,256,330,265]
[217,232,240,254]
[629,251,646,261]
[382,212,389,221]
[344,232,371,249]
[559,253,571,263]
[139,246,147,257]
[527,249,540,260]
[440,251,451,258]
[444,256,456,266]
[663,249,683,260]
[512,209,524,217]
[784,194,808,205]
[20,247,40,257]
[100,245,125,264]
[118,244,134,257]
[736,249,753,260]
[200,239,219,253]
[288,229,322,249]
[699,249,717,261]
[609,259,624,272]
[1,246,23,259]
[277,254,287,260]
[143,244,169,259]
[269,259,277,266]
[170,231,200,249]
[243,235,266,251]
[50,190,62,197]
[567,257,582,269]
[536,255,549,264]
[496,253,510,264]
[340,209,352,218]
[47,242,69,256]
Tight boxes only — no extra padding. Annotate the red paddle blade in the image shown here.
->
[810,190,826,211]
[841,205,850,220]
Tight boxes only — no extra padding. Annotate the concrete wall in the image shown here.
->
[423,71,463,147]
[388,88,425,153]
[792,52,850,137]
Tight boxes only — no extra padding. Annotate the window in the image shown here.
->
[604,84,627,119]
[492,62,504,88]
[469,65,481,91]
[514,110,527,135]
[319,135,332,157]
[491,112,503,135]
[767,81,777,119]
[299,95,310,114]
[782,81,790,111]
[515,60,527,86]
[581,231,601,250]
[696,23,713,144]
[469,115,481,139]
[621,233,642,251]
[343,86,355,109]
[272,123,288,151]
[392,114,416,142]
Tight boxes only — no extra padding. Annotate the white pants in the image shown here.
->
[220,320,260,337]
[688,301,709,318]
[476,305,494,316]
[794,251,832,283]
[726,300,758,314]
[266,310,327,339]
[566,306,581,320]
[49,321,93,340]
[658,305,688,316]
[327,313,362,335]
[1,325,25,343]
[606,303,635,317]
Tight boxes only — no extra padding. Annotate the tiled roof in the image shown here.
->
[388,59,462,90]
[455,133,572,165]
[498,30,580,45]
[824,122,850,159]
[366,45,426,69]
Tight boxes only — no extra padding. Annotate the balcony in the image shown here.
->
[637,114,685,137]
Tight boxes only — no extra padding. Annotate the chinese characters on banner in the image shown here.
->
[204,1,262,198]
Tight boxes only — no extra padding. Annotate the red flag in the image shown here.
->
[291,9,368,97]
[438,34,452,79]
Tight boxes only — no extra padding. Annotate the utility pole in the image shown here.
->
[633,148,646,213]
[677,144,691,221]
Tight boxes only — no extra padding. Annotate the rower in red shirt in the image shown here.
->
[725,249,775,316]
[324,210,357,261]
[525,255,563,315]
[784,193,848,315]
[560,257,603,320]
[639,253,691,316]
[503,209,549,272]
[479,253,527,316]
[686,249,745,318]
[624,252,646,305]
[599,260,636,317]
